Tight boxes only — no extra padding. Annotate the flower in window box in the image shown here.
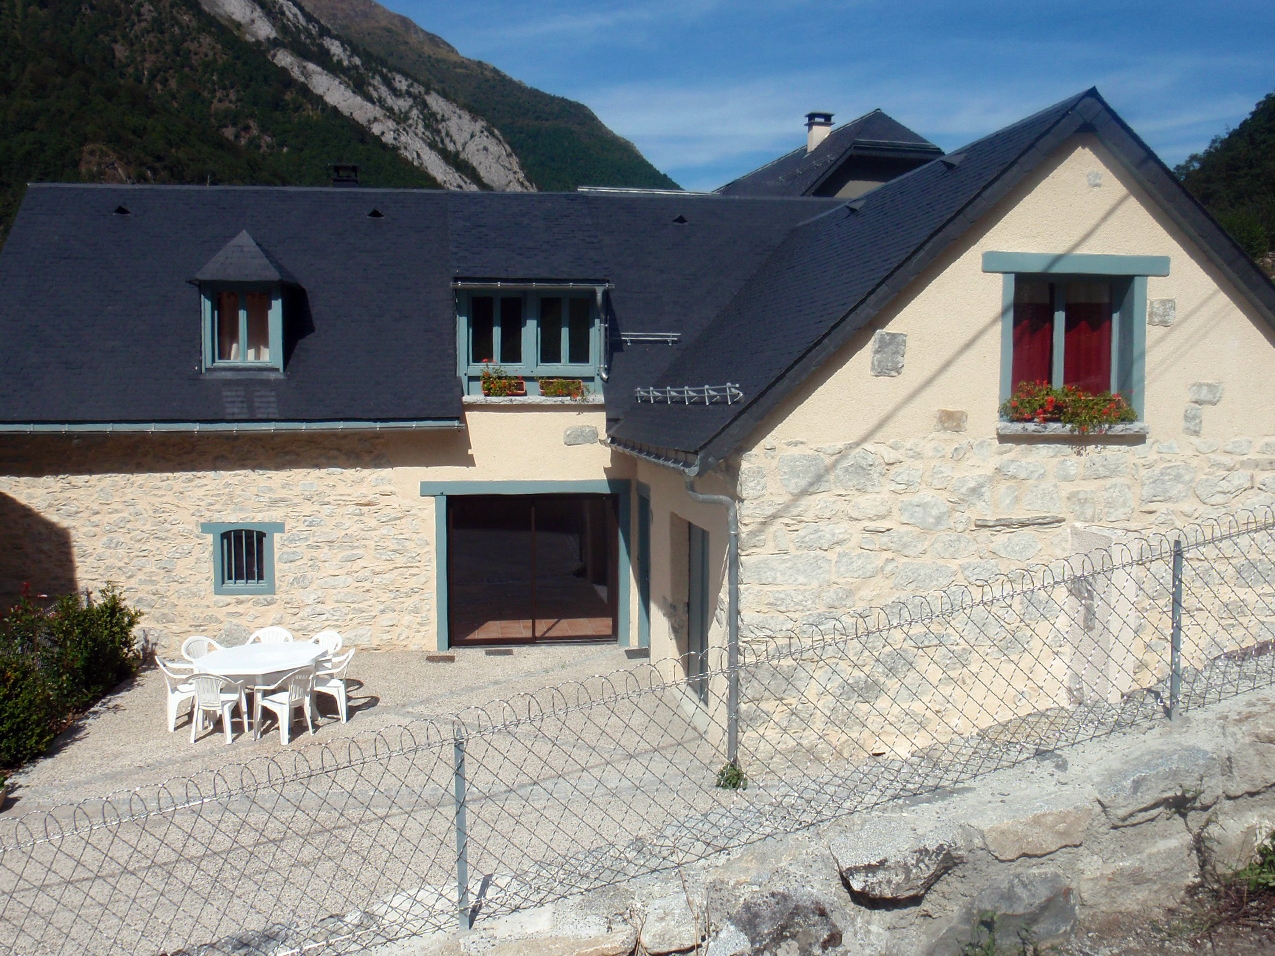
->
[538,377,586,399]
[480,362,525,397]
[1000,381,1136,433]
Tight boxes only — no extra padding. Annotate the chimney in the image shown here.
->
[329,163,360,187]
[805,112,833,153]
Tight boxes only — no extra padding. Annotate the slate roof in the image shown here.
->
[716,109,942,198]
[194,230,297,284]
[2,89,1271,454]
[0,186,833,427]
[610,89,1275,467]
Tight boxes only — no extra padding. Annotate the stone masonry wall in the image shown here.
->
[0,433,434,654]
[735,431,1275,637]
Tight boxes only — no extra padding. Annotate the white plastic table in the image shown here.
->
[195,643,325,739]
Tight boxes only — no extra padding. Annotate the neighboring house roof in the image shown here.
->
[610,89,1275,469]
[0,187,834,428]
[716,109,943,198]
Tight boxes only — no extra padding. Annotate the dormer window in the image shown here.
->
[194,230,294,373]
[455,284,608,396]
[215,289,276,364]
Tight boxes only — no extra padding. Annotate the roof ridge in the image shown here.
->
[714,108,881,193]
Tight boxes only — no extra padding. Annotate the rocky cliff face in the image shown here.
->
[199,0,533,191]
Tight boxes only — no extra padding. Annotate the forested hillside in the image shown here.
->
[0,0,676,248]
[0,0,438,244]
[1177,91,1275,262]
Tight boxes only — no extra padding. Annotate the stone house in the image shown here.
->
[0,88,1272,682]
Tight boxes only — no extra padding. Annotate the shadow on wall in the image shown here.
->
[0,493,77,611]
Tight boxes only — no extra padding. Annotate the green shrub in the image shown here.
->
[0,586,143,771]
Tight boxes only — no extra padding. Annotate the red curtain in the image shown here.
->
[1063,282,1112,393]
[1011,281,1052,388]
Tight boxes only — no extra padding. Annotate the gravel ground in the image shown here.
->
[3,643,644,812]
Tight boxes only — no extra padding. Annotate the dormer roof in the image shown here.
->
[194,230,296,284]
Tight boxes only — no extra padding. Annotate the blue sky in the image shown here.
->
[384,0,1274,191]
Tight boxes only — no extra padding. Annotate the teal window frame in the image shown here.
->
[456,290,603,396]
[983,252,1170,419]
[200,521,284,595]
[201,284,284,372]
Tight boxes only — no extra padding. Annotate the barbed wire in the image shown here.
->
[2,508,1274,955]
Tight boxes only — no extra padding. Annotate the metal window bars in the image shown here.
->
[2,507,1274,956]
[221,529,266,586]
[634,383,743,405]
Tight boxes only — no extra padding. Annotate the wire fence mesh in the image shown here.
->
[2,508,1275,955]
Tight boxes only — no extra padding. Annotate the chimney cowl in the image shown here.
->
[805,112,833,153]
[329,163,361,187]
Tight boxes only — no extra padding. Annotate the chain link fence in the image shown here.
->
[3,508,1275,955]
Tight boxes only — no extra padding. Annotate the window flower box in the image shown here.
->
[480,363,526,397]
[999,381,1137,434]
[537,377,585,399]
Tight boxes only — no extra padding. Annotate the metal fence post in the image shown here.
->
[453,733,470,930]
[1169,539,1183,720]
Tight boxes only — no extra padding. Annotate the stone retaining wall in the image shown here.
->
[387,686,1275,956]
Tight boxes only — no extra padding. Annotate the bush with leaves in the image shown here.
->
[0,586,143,771]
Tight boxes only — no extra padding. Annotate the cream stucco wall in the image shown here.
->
[631,459,733,677]
[0,405,636,655]
[732,134,1275,634]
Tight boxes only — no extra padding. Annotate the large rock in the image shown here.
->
[562,425,598,446]
[950,474,992,510]
[1195,471,1252,505]
[635,887,701,955]
[1094,744,1221,827]
[840,844,962,904]
[900,494,951,531]
[893,562,957,594]
[981,808,1093,861]
[742,553,832,587]
[1141,464,1196,503]
[833,449,885,492]
[779,454,831,494]
[932,870,1076,955]
[711,890,843,955]
[1084,453,1131,479]
[932,533,976,559]
[1188,381,1223,405]
[870,331,907,377]
[990,532,1041,561]
[835,551,882,580]
[997,460,1047,480]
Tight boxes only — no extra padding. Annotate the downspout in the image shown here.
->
[683,470,740,769]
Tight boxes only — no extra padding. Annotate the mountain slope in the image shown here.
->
[198,0,533,192]
[0,0,455,244]
[1177,91,1275,260]
[293,0,680,191]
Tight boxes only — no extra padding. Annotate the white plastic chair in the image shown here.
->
[313,648,355,723]
[247,626,294,645]
[310,630,343,654]
[257,668,315,745]
[189,674,247,744]
[157,658,196,733]
[181,635,223,662]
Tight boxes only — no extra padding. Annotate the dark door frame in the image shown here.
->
[421,480,632,651]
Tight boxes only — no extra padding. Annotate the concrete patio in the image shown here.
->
[3,643,646,813]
